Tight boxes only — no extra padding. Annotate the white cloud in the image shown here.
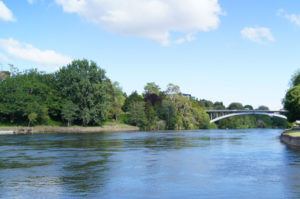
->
[27,0,35,4]
[0,38,72,69]
[0,1,16,22]
[285,14,300,25]
[278,9,300,26]
[241,27,275,44]
[55,0,223,45]
[175,32,196,44]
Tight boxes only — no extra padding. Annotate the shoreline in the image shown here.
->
[0,126,140,134]
[280,129,300,147]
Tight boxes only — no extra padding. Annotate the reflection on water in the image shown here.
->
[0,129,299,198]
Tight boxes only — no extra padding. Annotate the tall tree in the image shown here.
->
[257,105,269,110]
[110,82,126,121]
[122,91,143,112]
[228,102,244,110]
[284,86,300,122]
[127,101,147,128]
[144,82,160,95]
[61,101,79,126]
[56,59,111,125]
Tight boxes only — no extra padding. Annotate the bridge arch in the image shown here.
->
[210,112,287,123]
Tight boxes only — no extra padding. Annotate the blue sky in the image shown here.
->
[0,0,300,109]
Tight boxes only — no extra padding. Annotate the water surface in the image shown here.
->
[0,129,300,199]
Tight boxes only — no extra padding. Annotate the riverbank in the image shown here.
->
[0,125,139,134]
[280,129,300,147]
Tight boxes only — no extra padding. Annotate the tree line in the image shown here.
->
[0,59,287,129]
[284,71,300,124]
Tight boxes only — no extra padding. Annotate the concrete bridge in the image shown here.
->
[206,110,287,123]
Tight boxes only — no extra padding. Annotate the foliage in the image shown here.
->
[56,59,111,125]
[0,60,289,130]
[127,101,147,128]
[122,91,143,112]
[284,86,300,122]
[28,112,38,126]
[144,82,160,95]
[257,105,269,110]
[244,105,254,110]
[228,103,244,110]
[109,82,126,121]
[61,101,79,126]
[0,70,55,125]
[290,70,300,87]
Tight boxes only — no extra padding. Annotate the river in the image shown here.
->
[0,129,299,199]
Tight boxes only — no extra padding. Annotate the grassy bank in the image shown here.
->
[0,121,139,134]
[284,129,300,137]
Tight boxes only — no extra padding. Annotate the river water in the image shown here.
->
[0,129,300,199]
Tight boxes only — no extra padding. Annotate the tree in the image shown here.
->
[122,91,143,112]
[144,101,157,129]
[159,100,178,130]
[28,112,38,127]
[127,101,147,128]
[56,60,111,125]
[290,70,300,87]
[284,86,300,122]
[144,93,162,106]
[214,102,225,110]
[165,83,180,95]
[244,105,254,110]
[257,105,269,110]
[110,82,126,121]
[144,82,160,95]
[198,99,214,110]
[0,69,54,125]
[61,101,79,126]
[228,103,244,110]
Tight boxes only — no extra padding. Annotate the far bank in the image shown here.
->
[0,125,139,135]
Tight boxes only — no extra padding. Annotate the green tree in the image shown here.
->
[61,101,79,126]
[214,102,225,110]
[28,112,38,127]
[127,101,147,128]
[144,82,160,95]
[56,59,111,125]
[284,86,300,122]
[257,105,269,110]
[290,70,300,87]
[198,99,214,110]
[110,82,126,121]
[0,70,55,125]
[122,91,143,112]
[228,102,244,110]
[244,105,254,110]
[159,100,178,130]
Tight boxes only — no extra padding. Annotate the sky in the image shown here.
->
[0,0,300,110]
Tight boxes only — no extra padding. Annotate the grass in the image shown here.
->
[0,119,135,129]
[102,120,134,128]
[285,130,300,137]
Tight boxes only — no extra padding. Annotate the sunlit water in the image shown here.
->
[0,129,300,199]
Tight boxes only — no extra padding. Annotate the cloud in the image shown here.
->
[278,9,300,26]
[0,1,16,22]
[27,0,35,4]
[175,32,196,44]
[0,38,72,69]
[241,27,275,44]
[55,0,223,45]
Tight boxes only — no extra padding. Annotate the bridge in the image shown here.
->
[206,110,287,123]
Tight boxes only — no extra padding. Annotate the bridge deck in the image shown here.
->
[206,110,286,114]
